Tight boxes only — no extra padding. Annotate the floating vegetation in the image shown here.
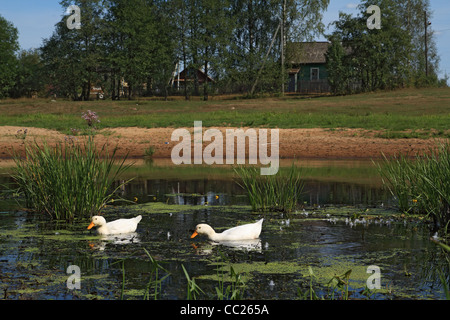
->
[0,203,448,300]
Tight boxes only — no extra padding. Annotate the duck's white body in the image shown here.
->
[88,215,142,235]
[191,218,263,242]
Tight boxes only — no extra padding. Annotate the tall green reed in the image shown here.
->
[214,251,246,300]
[376,140,450,233]
[298,267,377,300]
[181,251,246,300]
[376,153,414,213]
[11,136,132,221]
[234,164,304,213]
[143,248,170,300]
[116,249,170,300]
[182,264,204,300]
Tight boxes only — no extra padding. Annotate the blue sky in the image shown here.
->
[1,0,449,79]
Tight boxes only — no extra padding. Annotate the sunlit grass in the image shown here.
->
[1,88,450,134]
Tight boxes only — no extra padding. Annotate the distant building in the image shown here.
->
[286,42,331,93]
[173,68,214,90]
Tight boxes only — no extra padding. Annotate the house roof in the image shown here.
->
[174,68,214,83]
[286,42,331,65]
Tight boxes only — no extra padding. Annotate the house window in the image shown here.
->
[310,68,319,81]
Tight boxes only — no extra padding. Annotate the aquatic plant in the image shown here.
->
[234,164,304,213]
[214,251,247,300]
[431,240,450,300]
[182,264,204,300]
[180,250,248,300]
[144,146,155,158]
[11,136,132,220]
[376,153,412,213]
[215,265,247,300]
[142,248,170,300]
[298,266,321,300]
[298,267,379,300]
[115,249,170,300]
[376,140,450,234]
[327,269,352,300]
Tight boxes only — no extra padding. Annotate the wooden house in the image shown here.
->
[172,67,214,90]
[286,42,331,93]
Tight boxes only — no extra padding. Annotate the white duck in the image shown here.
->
[191,218,263,242]
[87,215,142,235]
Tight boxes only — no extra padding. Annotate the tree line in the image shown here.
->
[326,0,445,94]
[0,0,445,101]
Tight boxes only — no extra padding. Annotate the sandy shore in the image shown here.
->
[0,126,437,164]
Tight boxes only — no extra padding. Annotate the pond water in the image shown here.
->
[0,160,449,300]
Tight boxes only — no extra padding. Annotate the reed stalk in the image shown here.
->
[181,264,204,300]
[143,248,170,300]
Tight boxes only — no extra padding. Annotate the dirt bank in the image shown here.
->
[0,126,437,162]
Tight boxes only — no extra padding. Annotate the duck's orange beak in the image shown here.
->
[87,221,95,230]
[190,231,198,239]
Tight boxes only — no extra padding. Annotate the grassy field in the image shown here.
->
[1,87,450,137]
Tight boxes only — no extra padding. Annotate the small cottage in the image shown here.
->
[286,42,331,93]
[172,68,214,90]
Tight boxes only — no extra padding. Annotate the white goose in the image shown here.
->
[191,218,263,242]
[87,215,142,235]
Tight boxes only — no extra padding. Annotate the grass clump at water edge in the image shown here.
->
[234,164,304,213]
[11,136,133,221]
[376,140,450,234]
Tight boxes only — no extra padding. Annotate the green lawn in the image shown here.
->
[1,87,450,137]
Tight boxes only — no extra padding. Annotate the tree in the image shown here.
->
[41,0,174,100]
[106,0,157,99]
[225,0,281,93]
[197,0,235,100]
[0,15,19,99]
[41,20,81,99]
[61,0,105,100]
[325,35,349,95]
[36,0,332,99]
[224,0,330,95]
[147,0,178,99]
[10,49,45,98]
[172,0,191,99]
[399,0,440,86]
[326,0,436,93]
[41,0,106,100]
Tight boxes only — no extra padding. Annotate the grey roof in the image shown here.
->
[286,42,331,64]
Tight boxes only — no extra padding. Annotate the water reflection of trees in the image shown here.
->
[112,178,393,207]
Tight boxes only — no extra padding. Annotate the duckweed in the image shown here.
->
[0,203,448,300]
